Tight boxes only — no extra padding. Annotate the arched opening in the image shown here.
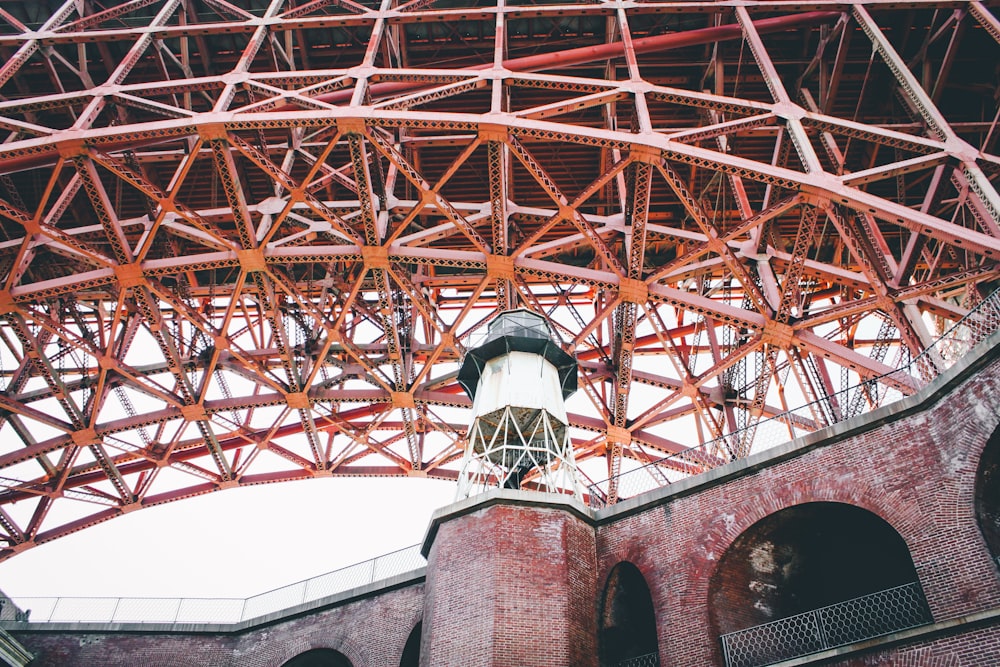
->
[400,621,422,667]
[975,424,1000,560]
[710,502,930,667]
[598,561,659,667]
[282,648,353,667]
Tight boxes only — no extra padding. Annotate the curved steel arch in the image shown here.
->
[0,0,997,558]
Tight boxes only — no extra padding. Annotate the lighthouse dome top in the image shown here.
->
[484,309,553,345]
[458,309,577,401]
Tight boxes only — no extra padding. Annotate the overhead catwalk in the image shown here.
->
[0,0,997,558]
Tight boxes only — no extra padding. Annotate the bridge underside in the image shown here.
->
[0,0,997,558]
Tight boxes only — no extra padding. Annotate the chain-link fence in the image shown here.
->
[4,544,424,626]
[590,290,1000,508]
[719,582,932,667]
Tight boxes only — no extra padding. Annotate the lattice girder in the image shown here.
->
[0,0,997,558]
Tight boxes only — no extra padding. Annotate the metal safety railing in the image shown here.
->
[589,290,1000,508]
[609,652,660,667]
[2,544,424,626]
[719,582,932,667]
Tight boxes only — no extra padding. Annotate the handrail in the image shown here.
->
[608,652,660,667]
[589,289,1000,508]
[2,543,424,626]
[719,581,932,667]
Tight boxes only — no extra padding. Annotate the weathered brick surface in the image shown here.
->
[11,632,237,667]
[422,502,598,667]
[9,353,1000,667]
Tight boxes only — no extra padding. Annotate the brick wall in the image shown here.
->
[422,501,598,667]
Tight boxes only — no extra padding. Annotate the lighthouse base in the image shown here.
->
[420,490,598,667]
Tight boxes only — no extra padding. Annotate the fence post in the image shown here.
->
[813,608,829,651]
[49,597,62,623]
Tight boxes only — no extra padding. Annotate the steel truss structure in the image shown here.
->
[0,0,997,559]
[458,405,582,499]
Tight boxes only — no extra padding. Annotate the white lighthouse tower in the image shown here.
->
[456,309,582,499]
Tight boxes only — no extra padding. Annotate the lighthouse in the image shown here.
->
[456,309,582,499]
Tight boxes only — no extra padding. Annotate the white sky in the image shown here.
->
[0,476,457,599]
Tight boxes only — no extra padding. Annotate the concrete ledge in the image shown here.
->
[0,568,425,635]
[768,605,1000,666]
[421,488,592,558]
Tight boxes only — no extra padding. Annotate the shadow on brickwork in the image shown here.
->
[710,502,930,667]
[400,621,421,667]
[599,561,659,667]
[282,648,353,667]
[976,423,1000,562]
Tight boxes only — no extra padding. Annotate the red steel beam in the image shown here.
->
[0,11,840,175]
[297,11,841,107]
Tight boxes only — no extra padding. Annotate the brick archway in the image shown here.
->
[282,648,354,667]
[598,561,659,666]
[708,501,924,635]
[399,621,421,667]
[707,501,930,666]
[975,423,1000,560]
